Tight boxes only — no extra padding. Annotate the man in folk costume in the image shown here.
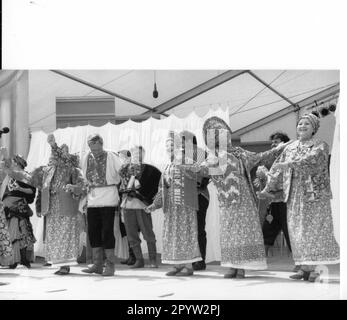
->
[68,133,122,276]
[119,145,161,268]
[117,149,136,266]
[179,130,210,271]
[202,117,290,278]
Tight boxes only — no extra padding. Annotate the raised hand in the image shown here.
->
[47,133,56,146]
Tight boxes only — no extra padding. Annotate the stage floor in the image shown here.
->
[0,254,340,300]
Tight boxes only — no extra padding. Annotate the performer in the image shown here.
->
[254,132,292,258]
[69,133,121,277]
[3,135,84,275]
[117,150,136,266]
[201,116,289,279]
[258,113,340,282]
[179,130,210,271]
[119,146,161,268]
[1,155,36,269]
[146,131,203,277]
[0,148,13,270]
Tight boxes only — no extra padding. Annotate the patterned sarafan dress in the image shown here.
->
[9,144,84,263]
[0,200,12,265]
[0,170,12,265]
[266,139,339,266]
[151,162,202,264]
[208,147,282,270]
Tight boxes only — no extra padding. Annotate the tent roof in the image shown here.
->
[28,69,339,131]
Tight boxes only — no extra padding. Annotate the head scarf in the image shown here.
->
[13,154,27,169]
[203,116,232,151]
[298,113,320,134]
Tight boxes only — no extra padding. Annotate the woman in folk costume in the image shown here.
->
[202,117,289,278]
[145,131,203,276]
[1,155,36,269]
[0,148,13,268]
[258,113,340,282]
[4,134,84,275]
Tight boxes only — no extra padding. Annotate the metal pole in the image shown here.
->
[50,70,164,114]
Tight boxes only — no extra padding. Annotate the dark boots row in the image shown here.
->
[121,243,158,269]
[83,243,158,276]
[82,247,116,276]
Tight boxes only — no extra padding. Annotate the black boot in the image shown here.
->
[127,247,136,265]
[20,248,31,268]
[147,242,158,268]
[77,246,86,264]
[102,249,116,276]
[82,247,103,274]
[130,245,144,269]
[120,246,136,265]
[192,260,206,271]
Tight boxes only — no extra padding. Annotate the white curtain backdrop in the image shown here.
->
[28,108,229,262]
[330,101,340,244]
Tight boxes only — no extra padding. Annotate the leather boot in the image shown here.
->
[102,249,116,276]
[77,246,86,264]
[130,245,145,269]
[120,246,136,265]
[147,242,158,268]
[82,247,103,274]
[20,248,31,268]
[127,247,136,265]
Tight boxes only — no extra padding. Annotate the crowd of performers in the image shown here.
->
[0,113,340,283]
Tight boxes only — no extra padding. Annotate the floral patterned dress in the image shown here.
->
[9,144,84,263]
[207,147,282,270]
[266,139,339,266]
[0,200,12,265]
[2,179,36,265]
[151,162,202,264]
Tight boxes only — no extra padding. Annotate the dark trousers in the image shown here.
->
[123,209,156,249]
[262,202,291,252]
[87,207,116,249]
[197,195,209,261]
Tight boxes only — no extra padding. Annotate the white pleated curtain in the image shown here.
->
[330,101,340,244]
[28,108,229,262]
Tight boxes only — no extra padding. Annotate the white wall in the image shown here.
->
[0,71,29,157]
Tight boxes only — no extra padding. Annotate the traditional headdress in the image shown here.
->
[299,113,320,134]
[203,116,232,151]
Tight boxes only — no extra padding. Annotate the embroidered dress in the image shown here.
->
[266,139,339,265]
[2,179,36,265]
[43,145,83,263]
[152,162,201,264]
[206,146,283,270]
[9,144,84,263]
[0,200,12,265]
